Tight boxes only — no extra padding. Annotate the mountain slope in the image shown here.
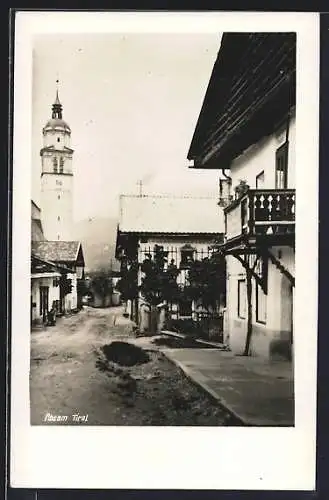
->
[74,217,120,273]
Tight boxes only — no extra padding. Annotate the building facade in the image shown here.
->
[115,195,225,335]
[32,240,85,314]
[187,33,296,360]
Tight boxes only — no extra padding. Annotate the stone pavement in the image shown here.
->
[162,348,294,426]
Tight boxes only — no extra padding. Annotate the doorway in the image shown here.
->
[39,286,49,323]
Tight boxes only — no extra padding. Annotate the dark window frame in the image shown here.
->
[237,279,246,319]
[275,141,289,189]
[256,170,265,188]
[53,157,58,173]
[256,282,267,324]
[59,157,64,173]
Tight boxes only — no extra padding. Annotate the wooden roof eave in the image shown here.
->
[188,33,296,167]
[192,74,295,170]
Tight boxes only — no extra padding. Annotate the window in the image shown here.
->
[59,157,64,173]
[179,299,192,317]
[238,279,246,319]
[53,157,58,172]
[256,171,265,188]
[180,245,195,267]
[56,180,62,186]
[57,216,60,221]
[39,286,49,318]
[57,137,60,143]
[256,283,267,324]
[275,142,288,189]
[58,195,60,200]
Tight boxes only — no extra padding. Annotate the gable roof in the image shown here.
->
[31,255,70,275]
[32,241,83,264]
[119,195,224,234]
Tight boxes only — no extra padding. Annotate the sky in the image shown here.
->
[32,33,222,222]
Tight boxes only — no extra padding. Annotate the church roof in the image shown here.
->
[32,241,83,264]
[40,145,74,155]
[43,118,71,132]
[118,195,224,234]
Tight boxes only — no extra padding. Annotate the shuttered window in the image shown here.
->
[256,283,267,324]
[238,279,246,319]
[275,142,288,189]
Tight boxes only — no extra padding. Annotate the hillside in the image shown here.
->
[74,217,120,273]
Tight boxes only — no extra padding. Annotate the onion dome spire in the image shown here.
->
[52,80,63,119]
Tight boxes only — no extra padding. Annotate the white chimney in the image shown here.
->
[218,177,233,207]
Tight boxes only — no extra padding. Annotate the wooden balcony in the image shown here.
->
[223,189,295,250]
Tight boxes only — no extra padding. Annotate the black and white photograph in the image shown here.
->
[11,11,318,491]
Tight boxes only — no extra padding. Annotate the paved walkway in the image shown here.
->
[162,348,294,426]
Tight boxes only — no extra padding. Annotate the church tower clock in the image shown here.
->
[40,87,74,241]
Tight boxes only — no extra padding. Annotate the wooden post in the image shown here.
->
[243,268,253,356]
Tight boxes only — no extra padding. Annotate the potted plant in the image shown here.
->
[234,179,249,199]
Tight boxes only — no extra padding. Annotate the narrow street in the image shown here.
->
[30,306,229,425]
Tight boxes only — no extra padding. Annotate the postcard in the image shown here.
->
[10,10,319,490]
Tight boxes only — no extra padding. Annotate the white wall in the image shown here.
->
[31,275,60,323]
[43,126,71,149]
[225,246,294,359]
[41,173,74,241]
[230,113,296,191]
[64,272,78,311]
[40,126,74,241]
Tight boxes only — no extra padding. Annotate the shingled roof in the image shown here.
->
[32,241,83,264]
[188,32,296,169]
[118,195,224,234]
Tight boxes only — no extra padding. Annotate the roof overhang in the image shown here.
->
[187,32,296,170]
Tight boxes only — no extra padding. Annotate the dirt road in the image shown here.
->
[30,306,228,425]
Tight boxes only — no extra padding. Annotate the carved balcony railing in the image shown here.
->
[224,189,295,244]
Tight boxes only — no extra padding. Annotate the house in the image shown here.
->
[32,240,85,314]
[187,33,296,360]
[115,194,225,333]
[31,254,61,324]
[31,200,78,324]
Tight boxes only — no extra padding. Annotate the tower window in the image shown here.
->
[53,158,58,172]
[59,157,64,173]
[57,216,60,221]
[58,195,60,200]
[57,137,60,143]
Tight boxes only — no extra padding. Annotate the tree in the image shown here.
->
[90,270,113,308]
[116,260,138,303]
[186,251,226,311]
[139,245,180,334]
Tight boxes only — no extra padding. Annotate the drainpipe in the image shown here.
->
[285,110,291,144]
[285,71,293,144]
[221,168,231,180]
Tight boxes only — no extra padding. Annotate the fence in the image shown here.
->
[138,245,213,268]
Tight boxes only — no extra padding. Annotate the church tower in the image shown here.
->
[40,86,74,241]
